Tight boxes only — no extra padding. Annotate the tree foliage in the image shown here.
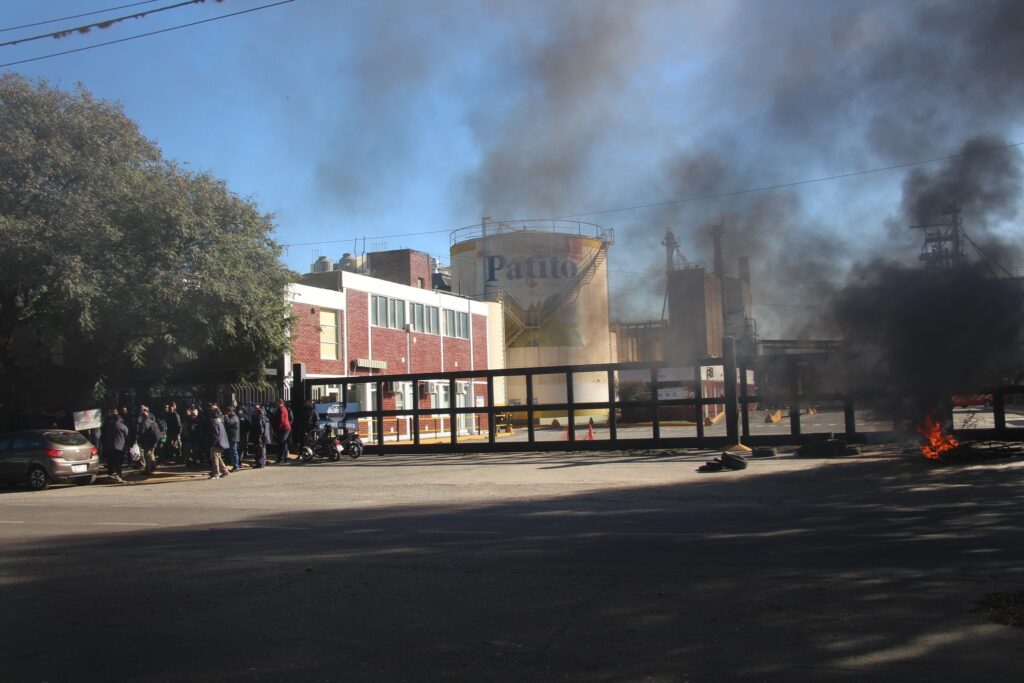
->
[0,74,293,414]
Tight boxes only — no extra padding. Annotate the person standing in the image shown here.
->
[272,398,291,464]
[223,406,241,472]
[249,404,271,468]
[164,402,182,463]
[136,405,161,474]
[182,405,201,466]
[100,408,129,484]
[297,399,320,452]
[205,407,231,479]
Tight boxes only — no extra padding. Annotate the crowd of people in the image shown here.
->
[97,398,322,482]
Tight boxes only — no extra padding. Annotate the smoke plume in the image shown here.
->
[260,1,1024,339]
[832,263,1023,410]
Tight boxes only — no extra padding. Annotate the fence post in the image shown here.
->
[650,367,660,441]
[607,369,617,442]
[566,371,575,442]
[788,358,801,438]
[994,389,1006,436]
[739,362,750,439]
[723,337,741,449]
[844,397,856,437]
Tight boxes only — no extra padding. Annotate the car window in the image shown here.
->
[12,434,45,449]
[44,431,89,446]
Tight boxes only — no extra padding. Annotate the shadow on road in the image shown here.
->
[1,454,1022,681]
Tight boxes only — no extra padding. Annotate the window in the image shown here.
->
[393,381,414,410]
[370,295,406,330]
[44,431,89,446]
[12,435,44,449]
[443,310,469,339]
[410,303,440,334]
[354,382,376,411]
[320,310,339,359]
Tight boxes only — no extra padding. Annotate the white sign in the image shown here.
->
[658,387,692,400]
[657,367,694,382]
[73,408,103,431]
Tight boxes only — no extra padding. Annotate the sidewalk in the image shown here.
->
[98,453,299,486]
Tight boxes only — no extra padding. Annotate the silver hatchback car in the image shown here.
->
[0,430,100,490]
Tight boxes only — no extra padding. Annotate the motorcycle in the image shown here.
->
[301,423,363,462]
[338,427,363,459]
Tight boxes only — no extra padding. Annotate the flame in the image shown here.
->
[916,413,959,460]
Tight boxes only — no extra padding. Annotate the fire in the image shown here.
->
[916,413,959,460]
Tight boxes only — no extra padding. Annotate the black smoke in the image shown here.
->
[253,1,1024,338]
[832,262,1023,413]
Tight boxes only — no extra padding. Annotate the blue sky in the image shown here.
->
[5,0,1022,333]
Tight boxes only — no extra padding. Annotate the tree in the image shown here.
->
[0,74,293,422]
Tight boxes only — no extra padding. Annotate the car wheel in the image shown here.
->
[74,476,97,486]
[28,466,50,491]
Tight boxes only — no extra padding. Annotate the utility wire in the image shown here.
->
[0,1,159,33]
[0,0,295,68]
[0,0,217,49]
[960,227,1015,278]
[555,141,1024,220]
[280,140,1024,250]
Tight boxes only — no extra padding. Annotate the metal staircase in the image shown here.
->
[501,238,610,347]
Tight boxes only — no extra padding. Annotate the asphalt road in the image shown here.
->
[1,449,1022,682]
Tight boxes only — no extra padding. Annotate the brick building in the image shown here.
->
[284,270,504,440]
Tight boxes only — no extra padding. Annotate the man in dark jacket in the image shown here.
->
[296,399,320,452]
[164,402,182,463]
[223,406,242,472]
[100,409,129,484]
[249,405,272,468]
[205,407,231,479]
[136,405,161,474]
[182,405,201,465]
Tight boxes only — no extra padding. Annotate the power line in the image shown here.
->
[554,141,1024,220]
[0,1,160,33]
[283,227,456,248]
[0,0,295,68]
[960,226,1014,278]
[0,0,215,49]
[280,141,1024,251]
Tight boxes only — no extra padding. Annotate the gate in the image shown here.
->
[300,356,1024,455]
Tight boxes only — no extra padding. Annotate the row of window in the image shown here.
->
[370,295,470,339]
[319,301,472,360]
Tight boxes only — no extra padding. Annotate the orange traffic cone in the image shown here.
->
[586,421,595,441]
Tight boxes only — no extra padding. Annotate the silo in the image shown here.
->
[450,220,614,423]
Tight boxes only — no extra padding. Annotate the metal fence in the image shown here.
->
[300,360,1024,454]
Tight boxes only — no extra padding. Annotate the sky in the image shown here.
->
[4,0,1023,336]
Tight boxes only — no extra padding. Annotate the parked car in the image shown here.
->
[0,430,100,491]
